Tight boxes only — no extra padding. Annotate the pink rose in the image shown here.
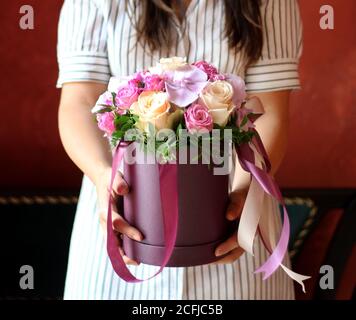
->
[131,71,145,83]
[127,79,142,89]
[129,72,146,89]
[143,74,165,91]
[193,60,224,81]
[211,73,226,81]
[115,85,140,109]
[97,112,115,136]
[184,103,213,133]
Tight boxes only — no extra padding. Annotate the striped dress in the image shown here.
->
[57,0,303,300]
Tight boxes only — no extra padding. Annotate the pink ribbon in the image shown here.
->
[106,140,178,282]
[236,131,310,292]
[236,138,289,274]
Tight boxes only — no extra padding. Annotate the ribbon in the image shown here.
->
[106,140,178,282]
[235,133,311,292]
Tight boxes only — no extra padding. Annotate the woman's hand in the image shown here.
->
[95,167,144,266]
[212,188,248,264]
[212,91,291,264]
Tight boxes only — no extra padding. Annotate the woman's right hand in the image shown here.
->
[95,167,143,266]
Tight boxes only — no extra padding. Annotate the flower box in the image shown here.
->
[119,145,236,267]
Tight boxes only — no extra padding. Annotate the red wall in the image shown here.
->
[0,0,80,190]
[277,0,356,188]
[0,0,355,191]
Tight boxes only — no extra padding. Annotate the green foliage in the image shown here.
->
[107,110,256,155]
[95,106,113,114]
[110,111,139,148]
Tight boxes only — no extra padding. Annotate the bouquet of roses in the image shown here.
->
[91,57,310,291]
[92,57,256,160]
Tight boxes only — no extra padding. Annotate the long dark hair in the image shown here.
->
[127,0,263,65]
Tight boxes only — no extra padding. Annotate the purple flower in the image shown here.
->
[97,112,115,136]
[165,65,208,107]
[184,103,213,133]
[193,60,224,81]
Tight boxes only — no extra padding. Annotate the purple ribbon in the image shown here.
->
[106,140,178,282]
[236,133,300,282]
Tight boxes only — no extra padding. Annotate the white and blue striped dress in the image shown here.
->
[57,0,303,300]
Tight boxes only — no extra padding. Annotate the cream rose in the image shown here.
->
[130,91,182,132]
[200,80,234,127]
[149,57,187,74]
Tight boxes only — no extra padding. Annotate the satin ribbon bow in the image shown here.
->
[234,97,311,292]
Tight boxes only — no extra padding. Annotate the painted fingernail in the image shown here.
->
[118,185,128,194]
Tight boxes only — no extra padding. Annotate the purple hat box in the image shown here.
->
[118,145,237,267]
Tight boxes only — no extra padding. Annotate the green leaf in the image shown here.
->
[111,92,117,107]
[95,107,113,114]
[115,115,129,126]
[176,122,183,136]
[121,122,132,132]
[240,115,248,128]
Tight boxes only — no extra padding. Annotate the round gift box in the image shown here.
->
[119,145,237,267]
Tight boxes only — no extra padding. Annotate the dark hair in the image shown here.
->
[128,0,263,66]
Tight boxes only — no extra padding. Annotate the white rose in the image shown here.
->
[149,56,187,74]
[200,80,234,127]
[130,91,182,133]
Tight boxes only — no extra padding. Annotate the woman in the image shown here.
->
[57,0,303,300]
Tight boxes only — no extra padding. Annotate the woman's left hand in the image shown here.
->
[212,188,248,264]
